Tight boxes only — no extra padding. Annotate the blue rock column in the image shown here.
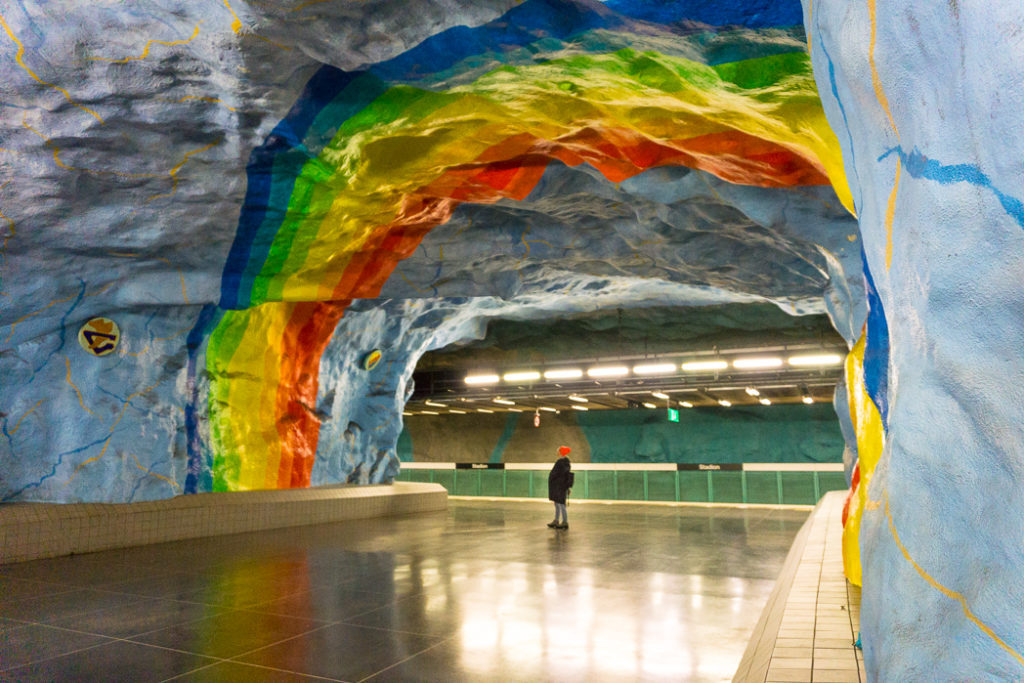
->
[805,1,1024,677]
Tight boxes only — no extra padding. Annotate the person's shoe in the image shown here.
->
[547,521,558,528]
[556,523,569,530]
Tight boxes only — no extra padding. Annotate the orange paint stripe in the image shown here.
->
[274,300,348,488]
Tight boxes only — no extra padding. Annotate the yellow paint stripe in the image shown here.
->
[884,156,901,269]
[867,0,901,270]
[223,0,243,33]
[88,22,202,63]
[7,399,44,435]
[129,452,182,491]
[65,356,99,418]
[0,11,104,123]
[882,493,1024,668]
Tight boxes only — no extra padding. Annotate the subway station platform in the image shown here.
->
[0,497,813,682]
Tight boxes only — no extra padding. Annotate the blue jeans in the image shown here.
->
[553,502,567,524]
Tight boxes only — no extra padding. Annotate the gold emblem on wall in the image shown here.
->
[78,317,120,356]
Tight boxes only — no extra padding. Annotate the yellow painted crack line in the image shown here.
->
[89,22,202,63]
[223,0,291,50]
[7,399,44,435]
[128,452,182,491]
[5,293,78,343]
[66,380,160,483]
[124,323,192,358]
[145,139,221,204]
[22,118,162,179]
[64,356,99,418]
[867,0,901,270]
[876,492,1024,668]
[0,11,104,123]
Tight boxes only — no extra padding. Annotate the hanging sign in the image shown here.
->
[667,408,680,423]
[533,410,540,428]
[78,318,120,356]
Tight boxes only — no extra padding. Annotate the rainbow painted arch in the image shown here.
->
[188,0,854,493]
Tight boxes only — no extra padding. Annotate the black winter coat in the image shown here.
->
[548,456,574,504]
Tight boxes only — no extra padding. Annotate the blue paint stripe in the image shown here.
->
[879,146,1024,231]
[605,0,803,28]
[184,304,223,494]
[817,29,861,215]
[861,250,889,427]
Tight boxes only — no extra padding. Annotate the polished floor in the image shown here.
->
[0,500,808,682]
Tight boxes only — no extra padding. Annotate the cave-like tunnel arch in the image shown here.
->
[2,0,1023,679]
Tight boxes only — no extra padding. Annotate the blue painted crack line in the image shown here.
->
[879,147,1024,231]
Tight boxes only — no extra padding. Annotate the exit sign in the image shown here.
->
[667,408,680,423]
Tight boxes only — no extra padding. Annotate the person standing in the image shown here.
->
[547,446,574,530]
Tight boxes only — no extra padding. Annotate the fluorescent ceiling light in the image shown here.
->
[424,400,446,408]
[718,400,732,407]
[802,396,814,404]
[402,411,412,416]
[759,398,772,406]
[568,395,589,403]
[651,392,669,400]
[733,357,783,369]
[633,363,676,375]
[539,406,558,413]
[449,409,467,414]
[503,371,540,382]
[680,401,693,408]
[587,366,629,378]
[642,402,657,409]
[544,368,583,380]
[508,408,524,413]
[421,410,439,415]
[571,405,589,411]
[477,408,495,413]
[492,398,515,405]
[681,360,727,372]
[789,353,843,366]
[465,374,499,385]
[744,387,760,397]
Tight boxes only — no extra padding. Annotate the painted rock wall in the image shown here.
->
[2,0,862,504]
[805,1,1024,677]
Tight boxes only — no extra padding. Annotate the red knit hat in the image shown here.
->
[558,446,571,456]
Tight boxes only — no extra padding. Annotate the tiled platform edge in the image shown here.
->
[733,490,864,683]
[0,482,447,564]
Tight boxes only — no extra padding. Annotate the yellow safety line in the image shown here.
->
[881,493,1024,668]
[64,356,99,418]
[0,11,104,123]
[88,22,202,63]
[867,0,901,270]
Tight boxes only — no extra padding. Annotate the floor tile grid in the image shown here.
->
[764,493,862,683]
[1,572,454,682]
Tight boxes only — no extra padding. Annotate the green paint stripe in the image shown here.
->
[490,413,520,463]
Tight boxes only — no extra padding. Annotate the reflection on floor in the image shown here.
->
[0,500,808,682]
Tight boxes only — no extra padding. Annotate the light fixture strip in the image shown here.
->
[503,371,540,382]
[587,366,629,378]
[465,374,499,385]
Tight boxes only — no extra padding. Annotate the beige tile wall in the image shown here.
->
[0,482,447,564]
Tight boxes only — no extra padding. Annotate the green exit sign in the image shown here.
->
[667,408,680,423]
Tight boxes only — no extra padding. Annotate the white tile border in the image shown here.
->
[0,482,447,564]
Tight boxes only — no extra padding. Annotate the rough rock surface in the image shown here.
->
[806,0,1024,677]
[1,0,862,505]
